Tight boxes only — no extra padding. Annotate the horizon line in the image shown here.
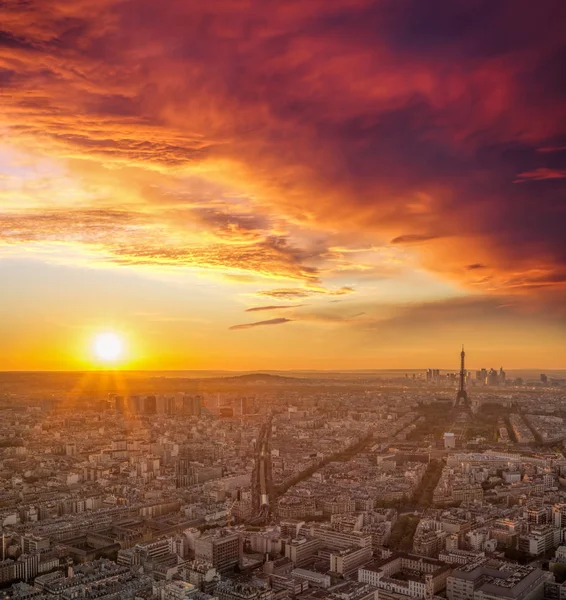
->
[0,367,563,374]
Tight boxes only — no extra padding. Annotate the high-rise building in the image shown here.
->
[552,504,566,528]
[176,458,195,489]
[476,369,488,385]
[426,369,441,384]
[329,546,372,575]
[129,396,140,413]
[519,525,561,556]
[114,395,127,413]
[285,537,322,567]
[144,395,157,414]
[157,395,176,415]
[20,535,49,554]
[237,397,254,416]
[487,369,499,386]
[194,531,242,573]
[180,395,202,417]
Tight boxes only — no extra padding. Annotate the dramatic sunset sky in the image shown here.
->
[1,0,565,370]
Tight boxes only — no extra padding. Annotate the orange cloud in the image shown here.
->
[0,208,322,282]
[229,317,292,331]
[1,0,565,316]
[257,287,355,300]
[245,305,304,312]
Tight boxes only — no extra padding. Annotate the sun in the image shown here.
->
[93,332,124,362]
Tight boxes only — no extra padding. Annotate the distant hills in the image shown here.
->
[221,372,300,383]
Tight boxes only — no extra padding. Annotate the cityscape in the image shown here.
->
[1,1,566,600]
[1,349,566,599]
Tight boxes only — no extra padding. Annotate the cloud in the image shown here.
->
[245,304,304,312]
[390,234,441,245]
[358,295,566,342]
[466,263,486,270]
[514,168,566,182]
[229,317,292,331]
[234,306,366,329]
[257,287,355,300]
[295,310,368,326]
[0,208,320,282]
[0,0,565,312]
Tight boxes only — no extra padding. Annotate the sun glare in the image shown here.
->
[93,332,124,363]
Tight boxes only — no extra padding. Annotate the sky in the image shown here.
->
[0,0,565,371]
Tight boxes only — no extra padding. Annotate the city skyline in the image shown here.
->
[1,1,566,370]
[1,363,566,598]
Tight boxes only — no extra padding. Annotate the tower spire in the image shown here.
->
[455,345,470,408]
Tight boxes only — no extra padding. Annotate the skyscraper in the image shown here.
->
[181,395,202,416]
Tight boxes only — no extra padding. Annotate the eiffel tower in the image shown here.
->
[454,345,470,408]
